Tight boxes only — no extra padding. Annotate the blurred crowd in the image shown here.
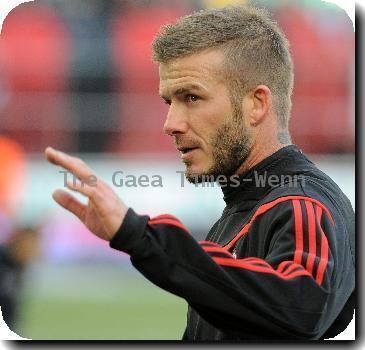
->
[0,225,40,330]
[0,136,39,331]
[0,0,354,154]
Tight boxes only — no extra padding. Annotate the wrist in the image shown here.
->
[109,208,149,255]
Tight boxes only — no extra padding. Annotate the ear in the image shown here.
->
[245,85,272,126]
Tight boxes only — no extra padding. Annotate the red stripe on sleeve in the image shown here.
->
[304,201,317,275]
[203,247,323,284]
[315,206,329,285]
[199,241,221,247]
[240,258,273,268]
[292,199,304,266]
[277,260,293,273]
[148,219,191,234]
[282,263,303,276]
[150,214,181,222]
[202,246,233,258]
[212,257,312,280]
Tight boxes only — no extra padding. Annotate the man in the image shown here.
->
[45,6,355,340]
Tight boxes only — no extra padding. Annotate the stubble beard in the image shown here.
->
[184,105,253,184]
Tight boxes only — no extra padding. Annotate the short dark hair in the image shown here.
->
[152,6,294,129]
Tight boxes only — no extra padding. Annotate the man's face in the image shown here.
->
[159,49,253,183]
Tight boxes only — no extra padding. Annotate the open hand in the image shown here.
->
[45,147,128,241]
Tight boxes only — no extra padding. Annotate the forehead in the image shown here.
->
[159,49,226,93]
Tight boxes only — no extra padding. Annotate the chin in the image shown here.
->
[184,164,214,184]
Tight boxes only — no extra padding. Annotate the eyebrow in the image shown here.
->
[160,84,203,102]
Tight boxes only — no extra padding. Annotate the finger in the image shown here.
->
[45,147,94,181]
[66,179,95,198]
[52,189,86,221]
[44,147,59,165]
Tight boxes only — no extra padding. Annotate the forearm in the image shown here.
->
[110,208,332,338]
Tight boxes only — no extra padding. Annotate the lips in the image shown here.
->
[178,147,199,154]
[178,147,200,161]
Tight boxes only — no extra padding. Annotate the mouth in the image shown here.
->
[178,147,199,154]
[177,146,200,161]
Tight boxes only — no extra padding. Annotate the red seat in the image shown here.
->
[111,6,185,153]
[277,7,354,153]
[0,3,72,152]
[112,6,184,94]
[1,3,70,91]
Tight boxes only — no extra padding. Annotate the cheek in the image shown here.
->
[194,106,231,144]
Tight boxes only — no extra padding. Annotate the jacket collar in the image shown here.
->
[221,145,311,205]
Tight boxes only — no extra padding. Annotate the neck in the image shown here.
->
[235,137,291,176]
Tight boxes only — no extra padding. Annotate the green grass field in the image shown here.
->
[14,262,187,340]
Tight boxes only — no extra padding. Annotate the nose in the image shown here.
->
[163,104,189,136]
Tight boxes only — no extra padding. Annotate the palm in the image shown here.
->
[82,201,109,241]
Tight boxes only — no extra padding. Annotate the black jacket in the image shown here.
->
[110,145,355,340]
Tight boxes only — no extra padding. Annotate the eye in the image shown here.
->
[163,99,171,106]
[186,94,199,103]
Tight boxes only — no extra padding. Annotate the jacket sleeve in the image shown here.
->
[109,197,352,339]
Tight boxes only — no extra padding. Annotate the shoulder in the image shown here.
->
[263,170,354,224]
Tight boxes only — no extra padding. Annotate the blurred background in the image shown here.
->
[0,0,354,340]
